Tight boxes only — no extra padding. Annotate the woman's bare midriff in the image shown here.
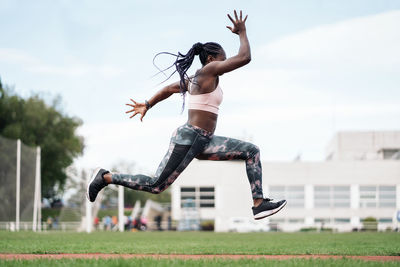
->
[188,109,218,133]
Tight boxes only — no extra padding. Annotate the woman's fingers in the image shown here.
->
[125,104,135,113]
[227,13,235,24]
[228,10,246,25]
[130,111,139,119]
[226,26,233,32]
[125,99,146,120]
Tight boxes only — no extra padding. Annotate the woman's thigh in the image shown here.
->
[152,129,210,189]
[196,135,257,160]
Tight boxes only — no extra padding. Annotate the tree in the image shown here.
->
[0,78,84,199]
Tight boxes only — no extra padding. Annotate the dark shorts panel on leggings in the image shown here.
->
[111,123,264,199]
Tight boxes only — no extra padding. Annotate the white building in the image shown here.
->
[171,131,400,232]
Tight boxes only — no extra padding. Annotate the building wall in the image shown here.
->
[171,160,400,232]
[171,160,253,232]
[325,131,400,160]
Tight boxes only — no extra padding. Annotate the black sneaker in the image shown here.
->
[252,198,287,220]
[86,167,110,202]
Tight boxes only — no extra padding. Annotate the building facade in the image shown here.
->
[171,131,400,232]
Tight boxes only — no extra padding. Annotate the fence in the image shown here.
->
[0,136,41,231]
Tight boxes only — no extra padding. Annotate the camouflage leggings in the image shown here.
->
[111,123,263,199]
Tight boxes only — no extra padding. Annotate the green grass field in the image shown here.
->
[1,231,399,266]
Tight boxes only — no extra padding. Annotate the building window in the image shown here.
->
[381,149,400,159]
[379,218,393,223]
[288,218,304,224]
[199,187,215,208]
[315,218,331,224]
[333,186,350,207]
[269,218,305,224]
[314,186,330,208]
[180,186,215,208]
[334,218,350,224]
[180,187,196,207]
[314,186,350,208]
[378,186,396,208]
[269,218,285,224]
[269,186,304,208]
[360,185,396,208]
[359,186,377,208]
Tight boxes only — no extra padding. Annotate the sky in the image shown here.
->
[1,0,399,174]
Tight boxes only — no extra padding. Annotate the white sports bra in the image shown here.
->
[188,83,223,114]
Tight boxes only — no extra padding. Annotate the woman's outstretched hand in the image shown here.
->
[125,99,148,122]
[226,10,248,35]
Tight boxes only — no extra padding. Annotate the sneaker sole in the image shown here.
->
[86,167,101,202]
[254,200,287,220]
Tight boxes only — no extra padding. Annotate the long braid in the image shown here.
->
[153,42,223,111]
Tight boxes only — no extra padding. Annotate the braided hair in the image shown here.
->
[153,42,223,111]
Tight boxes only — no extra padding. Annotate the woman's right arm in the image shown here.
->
[147,80,181,108]
[205,10,251,76]
[125,80,186,121]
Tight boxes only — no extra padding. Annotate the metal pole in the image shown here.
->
[86,173,92,233]
[38,167,42,232]
[16,139,21,232]
[33,147,41,231]
[118,186,124,232]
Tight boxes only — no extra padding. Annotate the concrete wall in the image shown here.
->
[325,131,400,160]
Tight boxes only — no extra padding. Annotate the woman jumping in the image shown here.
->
[87,10,286,220]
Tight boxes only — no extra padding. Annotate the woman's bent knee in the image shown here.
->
[248,143,260,157]
[150,184,169,194]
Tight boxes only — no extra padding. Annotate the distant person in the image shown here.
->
[87,10,286,220]
[53,216,59,230]
[133,215,141,230]
[141,216,148,231]
[128,216,133,230]
[46,216,53,230]
[104,216,112,231]
[154,214,163,231]
[94,216,99,230]
[124,215,130,230]
[167,215,172,231]
[111,215,118,229]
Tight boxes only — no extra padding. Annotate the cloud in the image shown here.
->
[26,64,125,78]
[221,68,325,103]
[221,10,400,107]
[0,48,125,78]
[0,48,38,65]
[221,104,400,124]
[257,10,400,70]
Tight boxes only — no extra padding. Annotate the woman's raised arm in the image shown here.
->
[204,10,251,76]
